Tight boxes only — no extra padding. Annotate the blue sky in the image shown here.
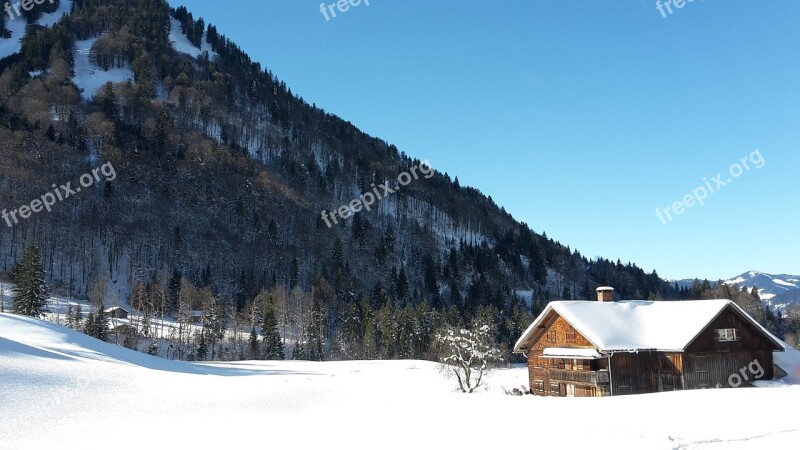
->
[168,0,800,280]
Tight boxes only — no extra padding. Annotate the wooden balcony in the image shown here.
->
[548,369,610,385]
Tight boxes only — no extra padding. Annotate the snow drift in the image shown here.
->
[1,313,799,450]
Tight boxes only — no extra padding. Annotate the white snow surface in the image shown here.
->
[1,313,800,449]
[516,300,784,352]
[36,0,73,27]
[168,18,216,59]
[773,278,798,287]
[72,37,134,100]
[0,13,26,59]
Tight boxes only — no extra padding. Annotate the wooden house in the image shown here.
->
[104,306,129,320]
[513,287,784,396]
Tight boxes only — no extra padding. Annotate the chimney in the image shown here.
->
[596,286,615,302]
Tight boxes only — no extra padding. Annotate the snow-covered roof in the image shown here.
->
[542,348,602,359]
[104,306,129,313]
[514,299,785,353]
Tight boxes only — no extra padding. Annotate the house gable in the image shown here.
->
[685,304,783,353]
[531,313,597,351]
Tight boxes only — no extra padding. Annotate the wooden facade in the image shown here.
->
[527,316,611,397]
[520,303,782,397]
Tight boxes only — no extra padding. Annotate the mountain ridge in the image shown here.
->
[668,271,800,310]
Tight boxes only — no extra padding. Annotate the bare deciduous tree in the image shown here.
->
[437,320,502,393]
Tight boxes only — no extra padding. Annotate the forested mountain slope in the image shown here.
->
[0,0,671,357]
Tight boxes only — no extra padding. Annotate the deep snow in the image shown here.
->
[1,313,799,450]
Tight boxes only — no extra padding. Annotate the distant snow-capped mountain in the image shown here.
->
[724,271,800,309]
[667,271,800,310]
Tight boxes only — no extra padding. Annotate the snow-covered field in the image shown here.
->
[1,314,799,450]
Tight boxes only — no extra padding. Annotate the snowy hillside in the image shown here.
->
[168,17,216,59]
[2,314,800,450]
[72,37,134,100]
[35,0,72,27]
[0,1,72,59]
[0,12,27,59]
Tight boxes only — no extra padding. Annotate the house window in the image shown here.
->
[715,328,739,342]
[558,358,566,369]
[534,380,544,392]
[546,330,557,342]
[696,356,708,373]
[550,383,560,395]
[599,386,610,396]
[533,356,543,368]
[566,328,576,342]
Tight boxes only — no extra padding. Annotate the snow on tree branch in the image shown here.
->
[436,319,502,393]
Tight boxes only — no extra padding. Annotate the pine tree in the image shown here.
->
[0,7,6,37]
[261,304,284,360]
[197,331,208,360]
[73,306,82,329]
[291,341,303,360]
[94,304,110,341]
[249,326,260,359]
[11,244,49,317]
[396,267,409,302]
[289,257,299,289]
[65,305,73,328]
[84,312,96,336]
[304,294,325,361]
